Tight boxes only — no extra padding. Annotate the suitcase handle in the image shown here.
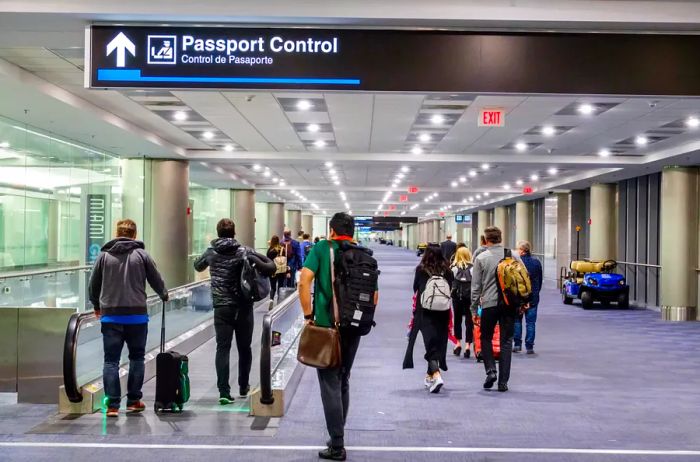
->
[160,300,166,353]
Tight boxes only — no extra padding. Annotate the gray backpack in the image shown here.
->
[420,275,452,311]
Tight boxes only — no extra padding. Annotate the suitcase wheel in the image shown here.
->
[154,402,163,414]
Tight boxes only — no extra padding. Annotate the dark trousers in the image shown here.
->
[101,322,148,407]
[480,306,516,385]
[317,330,361,449]
[286,267,297,288]
[452,295,474,343]
[214,304,254,395]
[419,309,450,375]
[270,273,285,299]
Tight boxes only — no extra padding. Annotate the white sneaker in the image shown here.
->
[423,375,432,389]
[429,373,444,394]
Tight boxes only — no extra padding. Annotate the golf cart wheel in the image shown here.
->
[581,291,594,310]
[562,291,573,305]
[154,402,163,413]
[618,292,629,309]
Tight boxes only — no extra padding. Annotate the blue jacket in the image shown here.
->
[282,237,303,270]
[521,253,543,306]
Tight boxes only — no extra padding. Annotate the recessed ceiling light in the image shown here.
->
[686,116,700,128]
[469,170,477,177]
[515,142,528,152]
[401,166,409,173]
[325,161,333,168]
[484,192,490,197]
[598,148,611,157]
[548,167,558,175]
[279,180,286,186]
[433,192,439,197]
[481,163,490,170]
[476,194,482,200]
[328,168,336,175]
[516,179,524,186]
[308,123,321,132]
[314,140,327,148]
[272,177,279,183]
[263,170,271,178]
[333,180,340,185]
[541,126,556,137]
[411,146,422,155]
[530,174,539,181]
[252,164,262,171]
[459,176,467,183]
[468,196,474,201]
[173,110,188,121]
[578,103,595,115]
[202,131,214,140]
[503,183,511,190]
[397,173,405,179]
[424,197,429,202]
[635,135,648,146]
[450,181,458,188]
[223,144,234,152]
[419,133,431,142]
[431,114,445,125]
[331,175,339,181]
[297,100,313,111]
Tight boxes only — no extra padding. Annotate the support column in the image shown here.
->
[150,160,189,288]
[268,202,285,239]
[288,210,302,237]
[432,219,440,243]
[556,193,571,279]
[660,167,699,321]
[477,209,489,243]
[515,201,533,245]
[302,214,314,238]
[232,190,255,248]
[589,183,616,261]
[494,206,508,243]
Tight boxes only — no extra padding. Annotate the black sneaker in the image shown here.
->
[318,446,346,461]
[453,345,462,356]
[498,383,509,392]
[219,394,235,405]
[513,346,522,353]
[526,349,535,355]
[464,348,471,359]
[483,372,497,389]
[239,386,251,398]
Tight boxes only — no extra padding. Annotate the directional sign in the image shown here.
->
[106,32,136,68]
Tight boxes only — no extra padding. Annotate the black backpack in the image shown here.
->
[240,249,271,302]
[332,242,380,336]
[452,264,472,300]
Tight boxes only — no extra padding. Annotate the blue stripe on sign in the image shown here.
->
[96,68,361,85]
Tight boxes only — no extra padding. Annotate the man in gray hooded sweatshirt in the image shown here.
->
[89,219,169,417]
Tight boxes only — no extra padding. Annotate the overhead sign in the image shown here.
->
[455,214,473,224]
[86,25,700,94]
[523,185,534,194]
[478,108,505,127]
[407,186,419,194]
[399,195,409,202]
[86,194,107,264]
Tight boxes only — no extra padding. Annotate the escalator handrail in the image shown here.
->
[259,291,300,406]
[62,279,211,404]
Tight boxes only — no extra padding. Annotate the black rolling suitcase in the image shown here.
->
[154,302,190,413]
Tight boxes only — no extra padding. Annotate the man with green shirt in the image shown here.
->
[299,212,378,461]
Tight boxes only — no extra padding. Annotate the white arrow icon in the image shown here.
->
[106,32,136,68]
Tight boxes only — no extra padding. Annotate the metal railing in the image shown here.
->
[0,265,92,309]
[0,264,91,279]
[62,279,211,404]
[259,291,301,405]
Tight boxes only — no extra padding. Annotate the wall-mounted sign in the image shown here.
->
[478,108,505,127]
[86,194,107,264]
[407,186,419,194]
[523,185,534,194]
[87,25,700,94]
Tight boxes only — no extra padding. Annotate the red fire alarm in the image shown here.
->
[187,207,192,215]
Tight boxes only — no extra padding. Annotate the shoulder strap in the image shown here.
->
[329,244,340,328]
[505,248,512,259]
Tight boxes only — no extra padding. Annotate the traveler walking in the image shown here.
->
[451,246,474,358]
[281,228,303,288]
[193,219,276,404]
[413,245,453,393]
[471,226,520,392]
[298,212,379,461]
[89,219,169,418]
[267,235,287,308]
[472,234,488,260]
[514,240,543,354]
[301,233,313,264]
[440,234,457,263]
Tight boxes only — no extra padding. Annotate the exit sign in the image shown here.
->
[478,108,505,127]
[407,186,419,194]
[399,195,409,202]
[523,186,534,195]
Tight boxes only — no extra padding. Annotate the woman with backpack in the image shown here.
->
[451,246,474,358]
[412,245,454,393]
[267,235,287,309]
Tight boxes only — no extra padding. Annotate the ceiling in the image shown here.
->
[0,7,700,217]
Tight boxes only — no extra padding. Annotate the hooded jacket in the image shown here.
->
[194,238,276,307]
[88,238,168,316]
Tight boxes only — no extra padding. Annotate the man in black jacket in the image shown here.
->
[194,219,276,403]
[440,234,457,263]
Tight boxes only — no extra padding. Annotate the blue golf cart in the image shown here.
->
[562,260,630,309]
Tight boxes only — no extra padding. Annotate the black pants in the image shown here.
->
[214,304,254,395]
[316,330,361,449]
[480,306,516,385]
[270,273,285,299]
[419,309,450,375]
[452,295,474,343]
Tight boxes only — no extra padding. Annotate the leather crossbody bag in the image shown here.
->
[297,245,342,369]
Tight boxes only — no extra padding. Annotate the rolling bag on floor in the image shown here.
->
[154,302,190,413]
[473,318,501,362]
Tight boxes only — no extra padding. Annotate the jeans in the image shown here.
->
[317,330,361,449]
[514,304,538,350]
[101,322,148,408]
[214,304,254,395]
[270,273,285,299]
[480,306,516,385]
[452,295,474,343]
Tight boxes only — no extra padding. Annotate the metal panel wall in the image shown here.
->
[570,190,589,260]
[0,308,18,392]
[532,198,545,254]
[506,204,517,248]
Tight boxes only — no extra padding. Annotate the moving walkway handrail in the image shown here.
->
[62,279,210,404]
[259,291,300,406]
[0,264,91,280]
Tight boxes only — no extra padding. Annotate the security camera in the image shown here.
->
[648,101,658,108]
[547,191,554,196]
[246,95,255,102]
